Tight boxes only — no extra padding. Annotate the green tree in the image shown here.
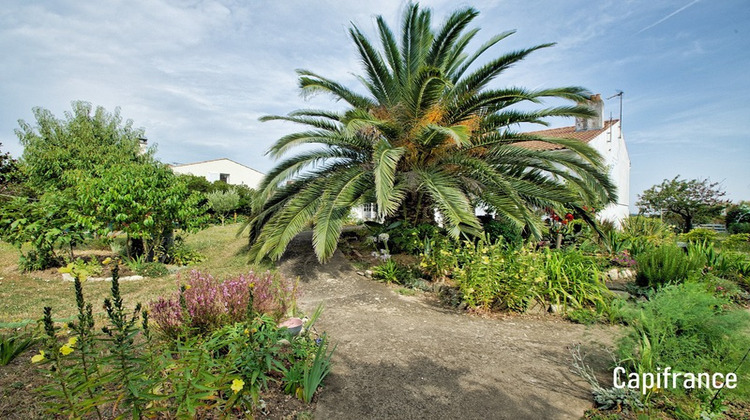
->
[0,102,206,268]
[74,162,207,259]
[725,201,750,234]
[246,3,616,262]
[636,176,728,233]
[206,190,240,225]
[16,101,144,191]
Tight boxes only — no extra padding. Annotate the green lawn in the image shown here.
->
[0,223,257,329]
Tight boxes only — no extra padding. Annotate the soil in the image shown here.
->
[279,231,620,420]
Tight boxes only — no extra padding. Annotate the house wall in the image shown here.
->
[171,159,265,189]
[587,120,630,226]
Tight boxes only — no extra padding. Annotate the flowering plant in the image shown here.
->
[151,270,299,338]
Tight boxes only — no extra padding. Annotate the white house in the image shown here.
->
[525,94,631,226]
[170,158,265,189]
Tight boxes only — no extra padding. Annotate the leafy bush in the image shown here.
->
[617,283,750,402]
[722,233,750,251]
[729,222,750,234]
[453,239,541,310]
[447,239,609,312]
[167,236,205,265]
[599,230,631,256]
[635,245,703,288]
[481,217,523,248]
[419,234,459,281]
[620,216,675,251]
[680,227,717,243]
[687,240,750,281]
[59,257,103,278]
[388,222,442,255]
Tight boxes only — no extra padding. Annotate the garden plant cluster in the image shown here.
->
[24,262,333,418]
[352,214,750,418]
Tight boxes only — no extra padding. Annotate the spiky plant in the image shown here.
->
[247,3,616,262]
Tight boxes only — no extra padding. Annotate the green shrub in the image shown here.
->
[449,241,609,313]
[617,282,750,403]
[138,261,169,277]
[481,217,523,248]
[722,233,750,251]
[635,245,703,288]
[388,222,442,255]
[372,259,406,284]
[168,236,205,265]
[680,227,717,243]
[419,234,459,281]
[620,216,675,256]
[728,222,750,234]
[453,240,542,311]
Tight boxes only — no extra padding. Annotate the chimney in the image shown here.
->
[575,94,604,131]
[138,137,148,155]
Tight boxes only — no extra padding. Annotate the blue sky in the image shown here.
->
[1,0,748,210]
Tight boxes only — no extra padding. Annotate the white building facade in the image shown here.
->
[526,94,631,226]
[170,158,265,189]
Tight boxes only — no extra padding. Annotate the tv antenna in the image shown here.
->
[606,90,623,138]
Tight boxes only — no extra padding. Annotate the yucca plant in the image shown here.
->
[246,3,616,263]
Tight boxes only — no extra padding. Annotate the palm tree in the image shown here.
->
[246,3,616,263]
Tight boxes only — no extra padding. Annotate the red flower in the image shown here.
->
[565,213,574,221]
[562,219,568,225]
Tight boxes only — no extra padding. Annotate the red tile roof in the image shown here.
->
[520,119,618,150]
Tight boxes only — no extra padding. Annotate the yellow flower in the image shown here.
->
[60,344,74,356]
[244,328,250,335]
[231,378,245,394]
[31,351,45,363]
[67,337,78,347]
[185,284,192,290]
[102,257,112,265]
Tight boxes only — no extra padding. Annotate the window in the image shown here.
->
[219,173,230,183]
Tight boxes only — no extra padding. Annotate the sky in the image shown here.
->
[1,0,748,211]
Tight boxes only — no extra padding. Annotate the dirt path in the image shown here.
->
[279,232,618,420]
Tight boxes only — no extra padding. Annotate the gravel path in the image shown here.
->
[279,232,618,420]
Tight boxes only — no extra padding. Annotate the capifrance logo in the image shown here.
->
[613,366,738,395]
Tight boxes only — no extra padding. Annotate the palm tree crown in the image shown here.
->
[247,3,616,263]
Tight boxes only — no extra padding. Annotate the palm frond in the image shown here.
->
[297,69,375,109]
[373,139,406,216]
[426,7,479,69]
[415,168,481,237]
[449,30,515,82]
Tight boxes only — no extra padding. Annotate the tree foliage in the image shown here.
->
[0,101,206,269]
[246,3,616,263]
[16,101,144,191]
[725,201,750,234]
[206,190,240,225]
[636,176,728,233]
[74,162,206,258]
